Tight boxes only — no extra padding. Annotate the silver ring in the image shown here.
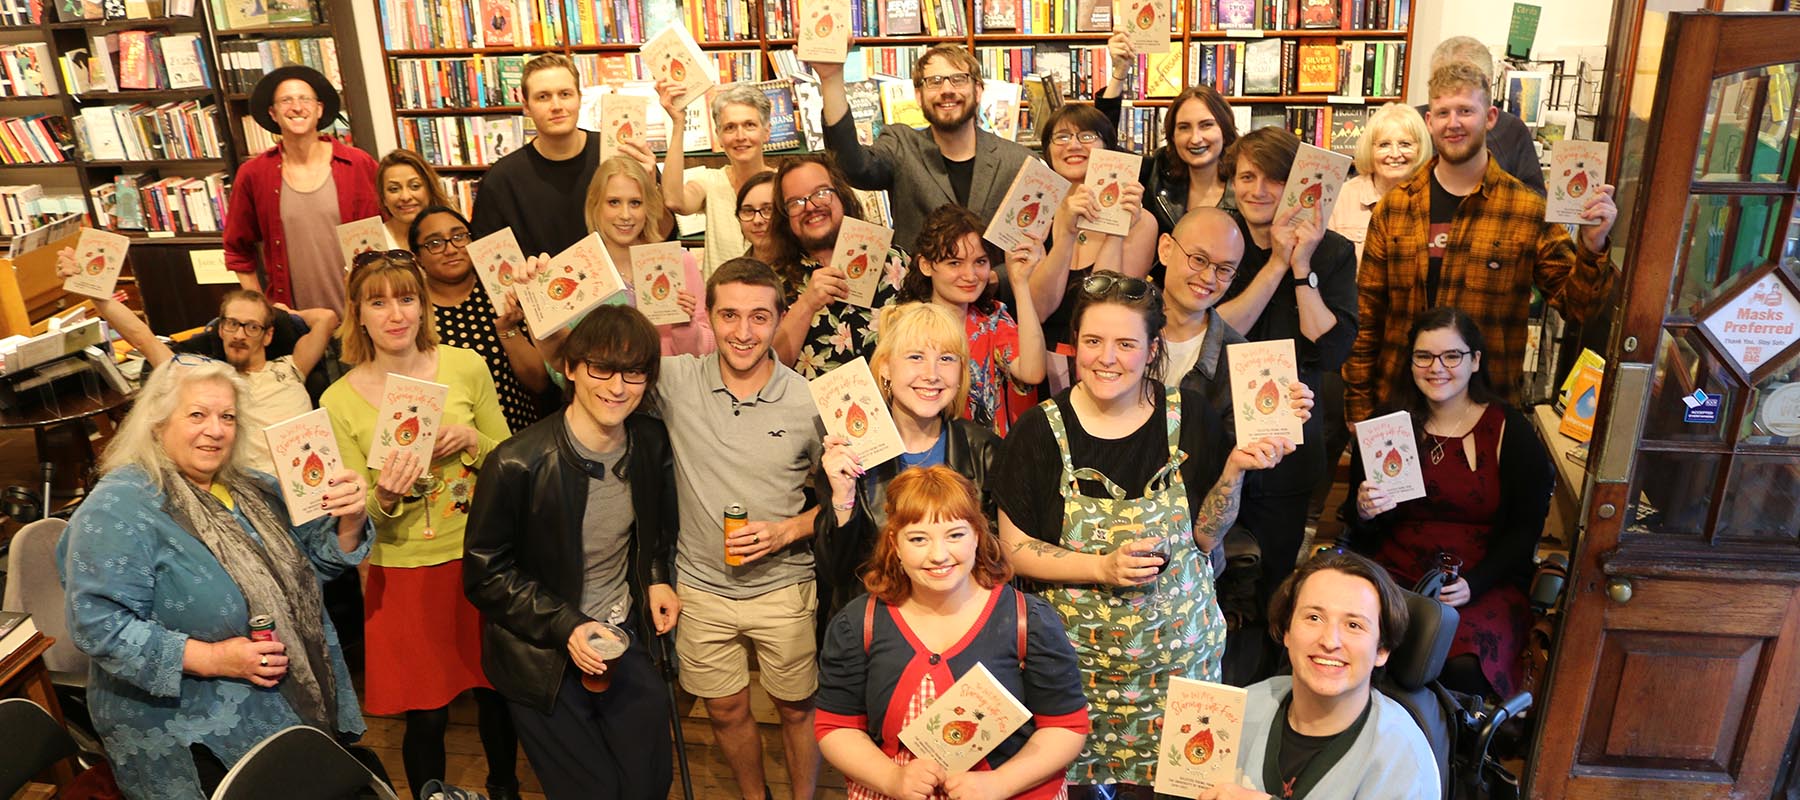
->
[260,656,269,667]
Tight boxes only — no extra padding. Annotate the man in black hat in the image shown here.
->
[222,65,380,313]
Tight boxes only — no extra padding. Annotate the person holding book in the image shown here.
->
[1419,36,1545,197]
[992,271,1297,798]
[58,358,374,800]
[898,203,1045,435]
[1215,127,1360,605]
[223,65,380,311]
[736,171,781,264]
[463,305,682,799]
[379,148,450,248]
[319,253,520,800]
[1346,61,1617,428]
[1200,550,1438,800]
[768,153,903,379]
[657,80,776,278]
[1326,104,1432,261]
[1338,308,1549,701]
[585,156,715,355]
[1094,35,1240,235]
[815,466,1090,800]
[409,204,551,433]
[814,302,1002,629]
[806,43,1037,251]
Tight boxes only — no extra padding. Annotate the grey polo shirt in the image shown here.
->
[656,353,825,599]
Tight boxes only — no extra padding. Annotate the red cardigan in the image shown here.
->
[222,136,380,306]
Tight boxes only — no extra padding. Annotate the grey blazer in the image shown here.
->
[822,113,1038,251]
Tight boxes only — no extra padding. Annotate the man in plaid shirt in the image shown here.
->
[1345,61,1620,426]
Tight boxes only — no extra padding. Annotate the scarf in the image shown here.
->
[162,465,338,732]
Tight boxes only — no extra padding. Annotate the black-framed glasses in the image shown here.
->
[584,361,649,384]
[418,231,472,254]
[1412,350,1474,368]
[171,352,219,367]
[219,318,267,336]
[783,186,838,214]
[918,73,973,90]
[352,249,418,269]
[1049,131,1102,146]
[1167,238,1238,284]
[1081,273,1158,302]
[736,205,774,222]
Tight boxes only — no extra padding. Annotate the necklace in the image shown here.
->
[1426,404,1481,466]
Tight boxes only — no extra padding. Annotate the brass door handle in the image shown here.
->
[1607,577,1634,604]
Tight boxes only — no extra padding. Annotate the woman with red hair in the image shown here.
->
[814,466,1090,800]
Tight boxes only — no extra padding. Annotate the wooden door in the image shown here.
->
[1529,12,1800,800]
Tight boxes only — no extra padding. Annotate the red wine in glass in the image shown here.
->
[1137,528,1172,576]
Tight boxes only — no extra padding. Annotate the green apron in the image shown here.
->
[1041,387,1226,786]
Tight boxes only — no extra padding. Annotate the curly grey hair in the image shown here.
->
[99,358,255,494]
[709,82,772,130]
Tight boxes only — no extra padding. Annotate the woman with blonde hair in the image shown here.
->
[320,252,518,799]
[584,156,714,355]
[1328,103,1433,259]
[378,148,451,247]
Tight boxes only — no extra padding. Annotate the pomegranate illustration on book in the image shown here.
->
[843,244,872,279]
[1562,161,1590,199]
[387,407,422,447]
[1098,174,1122,208]
[1014,192,1045,227]
[649,271,673,301]
[1134,0,1156,29]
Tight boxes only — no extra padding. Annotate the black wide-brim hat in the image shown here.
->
[250,65,342,135]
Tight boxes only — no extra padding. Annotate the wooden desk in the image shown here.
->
[0,633,77,788]
[1532,403,1590,546]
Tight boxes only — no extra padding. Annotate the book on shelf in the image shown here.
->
[1328,105,1365,156]
[0,45,54,97]
[755,78,802,152]
[1194,0,1408,32]
[218,37,341,96]
[74,101,223,161]
[1,0,47,25]
[1296,39,1338,94]
[0,115,75,164]
[88,171,228,234]
[75,28,216,93]
[396,115,526,168]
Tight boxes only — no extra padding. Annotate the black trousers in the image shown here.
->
[508,642,673,800]
[1240,489,1311,608]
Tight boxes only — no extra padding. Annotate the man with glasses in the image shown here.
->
[802,43,1036,251]
[1163,208,1249,412]
[224,65,380,311]
[1347,62,1618,427]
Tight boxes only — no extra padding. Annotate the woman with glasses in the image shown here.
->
[320,252,520,800]
[1340,308,1549,702]
[379,149,451,248]
[657,80,776,278]
[410,204,551,434]
[583,156,714,355]
[992,271,1297,799]
[1327,104,1432,261]
[735,172,780,265]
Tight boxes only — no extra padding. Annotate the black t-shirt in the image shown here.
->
[992,387,1228,543]
[1426,171,1463,308]
[944,155,974,207]
[1276,719,1337,797]
[470,131,602,257]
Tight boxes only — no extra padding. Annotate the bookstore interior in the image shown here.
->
[3,0,1800,798]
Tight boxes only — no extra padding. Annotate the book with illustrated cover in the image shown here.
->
[1330,106,1367,157]
[1546,140,1608,225]
[796,0,851,63]
[829,216,893,308]
[1118,0,1170,54]
[519,233,624,338]
[756,78,802,151]
[1274,142,1352,231]
[368,373,448,479]
[809,357,905,468]
[1226,339,1305,446]
[1242,38,1283,95]
[1297,0,1339,28]
[977,79,1020,142]
[1153,678,1248,795]
[1077,149,1141,237]
[597,92,646,162]
[1353,410,1428,503]
[334,216,393,273]
[481,0,516,46]
[983,157,1069,252]
[264,407,344,525]
[63,227,130,298]
[641,24,717,111]
[884,0,923,34]
[1215,0,1253,29]
[898,663,1033,773]
[465,227,526,317]
[1296,41,1340,94]
[629,241,688,325]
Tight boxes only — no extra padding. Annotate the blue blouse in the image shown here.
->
[58,466,372,800]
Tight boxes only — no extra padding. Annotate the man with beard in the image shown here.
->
[1345,61,1618,427]
[1417,37,1545,196]
[805,44,1036,251]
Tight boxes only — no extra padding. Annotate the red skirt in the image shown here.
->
[362,560,492,715]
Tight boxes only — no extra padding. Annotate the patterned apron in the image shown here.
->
[1041,387,1226,787]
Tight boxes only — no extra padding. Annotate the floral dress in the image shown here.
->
[965,303,1038,436]
[788,247,905,379]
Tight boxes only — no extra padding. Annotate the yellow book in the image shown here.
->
[1559,363,1603,442]
[1145,50,1182,98]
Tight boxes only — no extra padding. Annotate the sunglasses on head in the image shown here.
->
[351,249,418,270]
[1080,273,1158,302]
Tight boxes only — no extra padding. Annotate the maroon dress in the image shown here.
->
[1370,404,1530,696]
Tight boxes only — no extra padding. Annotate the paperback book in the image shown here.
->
[264,407,344,525]
[809,357,905,468]
[519,233,624,338]
[1353,410,1428,503]
[63,227,129,298]
[629,241,689,325]
[368,373,448,479]
[830,217,894,309]
[1226,339,1305,446]
[983,157,1070,252]
[897,663,1032,773]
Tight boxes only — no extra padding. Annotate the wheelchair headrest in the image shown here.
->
[1385,591,1459,692]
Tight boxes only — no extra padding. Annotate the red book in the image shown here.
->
[116,30,152,89]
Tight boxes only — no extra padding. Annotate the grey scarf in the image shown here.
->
[162,466,338,732]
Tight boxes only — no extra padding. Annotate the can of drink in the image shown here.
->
[723,504,748,566]
[249,615,278,643]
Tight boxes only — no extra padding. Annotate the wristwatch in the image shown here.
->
[1291,271,1319,290]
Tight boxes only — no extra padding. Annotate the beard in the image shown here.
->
[798,226,838,254]
[1436,125,1488,165]
[924,96,977,132]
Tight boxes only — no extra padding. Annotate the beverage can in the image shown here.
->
[249,615,277,643]
[723,503,748,566]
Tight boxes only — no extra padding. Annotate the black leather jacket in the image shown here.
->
[462,411,676,713]
[812,418,1001,629]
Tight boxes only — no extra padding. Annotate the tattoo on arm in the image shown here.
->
[1012,538,1074,559]
[1192,472,1245,546]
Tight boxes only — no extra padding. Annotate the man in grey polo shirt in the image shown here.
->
[657,257,826,800]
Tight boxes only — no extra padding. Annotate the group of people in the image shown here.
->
[49,26,1617,800]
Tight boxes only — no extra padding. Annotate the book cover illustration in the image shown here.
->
[334,216,394,274]
[641,25,718,110]
[1298,0,1340,28]
[1353,410,1428,504]
[796,0,850,63]
[598,92,647,162]
[1546,140,1608,226]
[1078,149,1142,237]
[264,0,310,24]
[1153,677,1248,795]
[1296,42,1341,93]
[1274,143,1352,231]
[264,407,344,525]
[977,79,1021,142]
[1226,339,1305,446]
[64,227,129,298]
[897,662,1033,773]
[481,0,515,46]
[520,233,624,338]
[465,227,526,317]
[629,241,689,325]
[1215,0,1254,29]
[829,216,893,308]
[1119,0,1170,54]
[368,374,448,479]
[1559,363,1603,442]
[1242,38,1283,95]
[983,157,1071,252]
[809,357,905,468]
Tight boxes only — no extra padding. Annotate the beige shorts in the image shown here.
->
[675,581,818,702]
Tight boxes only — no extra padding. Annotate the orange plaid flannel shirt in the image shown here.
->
[1345,156,1616,424]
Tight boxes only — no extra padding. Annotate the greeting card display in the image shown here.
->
[983,158,1071,252]
[629,241,689,325]
[64,228,130,298]
[829,217,894,308]
[1546,140,1608,225]
[1274,143,1353,230]
[519,233,625,338]
[1153,677,1248,795]
[1118,0,1171,53]
[598,92,648,162]
[1353,410,1427,503]
[264,408,344,525]
[1226,339,1305,446]
[641,25,718,110]
[897,663,1032,773]
[335,216,394,272]
[1078,149,1143,237]
[796,0,851,63]
[465,227,527,316]
[809,357,905,468]
[368,374,449,479]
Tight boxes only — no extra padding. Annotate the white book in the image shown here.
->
[334,216,394,273]
[640,24,718,111]
[897,663,1033,774]
[264,407,345,525]
[1078,149,1142,237]
[1545,140,1608,225]
[1353,410,1428,504]
[795,0,851,63]
[828,216,893,309]
[1153,677,1249,795]
[63,227,130,298]
[367,373,449,479]
[809,357,905,468]
[983,157,1070,252]
[464,227,527,317]
[1118,0,1171,54]
[1274,142,1353,231]
[629,241,689,325]
[1225,339,1306,446]
[518,233,625,339]
[79,106,128,160]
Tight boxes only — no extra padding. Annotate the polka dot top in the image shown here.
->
[432,281,541,433]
